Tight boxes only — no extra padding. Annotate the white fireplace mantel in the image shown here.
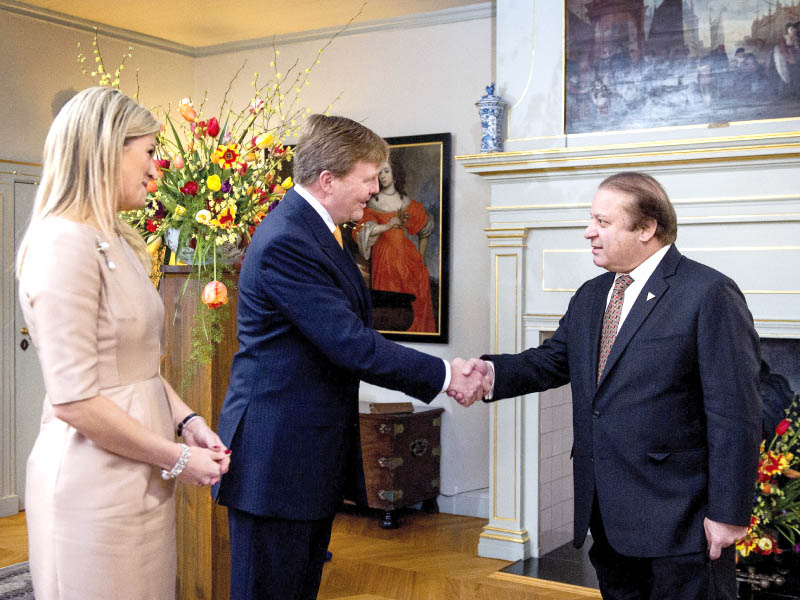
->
[458,1,800,561]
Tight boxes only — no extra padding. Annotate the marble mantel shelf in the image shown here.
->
[456,131,800,179]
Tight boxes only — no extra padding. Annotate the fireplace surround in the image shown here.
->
[457,2,800,562]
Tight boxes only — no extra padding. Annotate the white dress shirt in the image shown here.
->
[610,244,670,329]
[292,183,451,392]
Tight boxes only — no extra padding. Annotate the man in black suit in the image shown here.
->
[458,172,761,599]
[214,114,485,600]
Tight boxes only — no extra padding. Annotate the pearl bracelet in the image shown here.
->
[161,443,191,480]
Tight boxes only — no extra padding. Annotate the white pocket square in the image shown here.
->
[646,292,655,301]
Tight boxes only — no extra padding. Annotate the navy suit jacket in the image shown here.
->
[485,245,761,557]
[214,189,446,520]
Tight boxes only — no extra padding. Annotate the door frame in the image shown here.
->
[1,159,41,517]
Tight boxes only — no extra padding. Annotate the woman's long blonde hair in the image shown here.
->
[16,86,161,277]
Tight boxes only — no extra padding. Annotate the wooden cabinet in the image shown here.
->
[358,402,444,528]
[160,266,235,600]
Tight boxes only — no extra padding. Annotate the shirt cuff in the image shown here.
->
[485,361,495,400]
[441,359,451,393]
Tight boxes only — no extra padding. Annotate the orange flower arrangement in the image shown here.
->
[737,394,800,559]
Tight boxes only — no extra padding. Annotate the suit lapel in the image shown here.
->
[292,192,370,321]
[596,245,681,387]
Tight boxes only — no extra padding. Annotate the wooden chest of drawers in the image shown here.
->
[358,402,444,528]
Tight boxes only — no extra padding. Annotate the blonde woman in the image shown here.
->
[16,86,230,600]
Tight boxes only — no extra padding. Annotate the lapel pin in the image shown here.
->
[646,291,655,301]
[96,237,116,271]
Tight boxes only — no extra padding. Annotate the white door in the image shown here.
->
[14,180,45,508]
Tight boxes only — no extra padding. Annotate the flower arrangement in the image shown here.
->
[76,21,355,370]
[737,393,800,559]
[124,59,311,370]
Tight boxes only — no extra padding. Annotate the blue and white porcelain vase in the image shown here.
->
[476,83,506,153]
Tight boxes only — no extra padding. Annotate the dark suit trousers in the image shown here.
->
[588,500,737,600]
[228,507,335,600]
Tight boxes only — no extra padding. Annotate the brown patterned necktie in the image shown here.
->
[597,274,633,381]
[332,225,343,249]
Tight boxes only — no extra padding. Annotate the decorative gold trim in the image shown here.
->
[479,532,530,543]
[458,130,800,160]
[484,525,529,535]
[0,171,40,178]
[456,141,800,168]
[487,232,529,239]
[489,201,591,212]
[488,193,800,212]
[461,152,800,176]
[492,253,519,523]
[756,318,800,323]
[0,159,41,167]
[680,213,800,222]
[490,572,602,597]
[681,246,800,251]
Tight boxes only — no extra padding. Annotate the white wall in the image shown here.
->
[1,10,494,507]
[0,12,194,163]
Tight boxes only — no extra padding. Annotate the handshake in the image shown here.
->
[446,358,494,407]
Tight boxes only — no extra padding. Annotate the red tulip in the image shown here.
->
[180,181,198,196]
[776,419,791,436]
[156,159,170,169]
[207,117,220,138]
[202,280,228,309]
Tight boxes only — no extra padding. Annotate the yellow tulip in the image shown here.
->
[281,176,293,190]
[206,175,222,192]
[255,133,273,149]
[174,205,186,218]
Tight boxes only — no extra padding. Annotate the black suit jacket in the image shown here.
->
[485,245,761,557]
[213,189,446,520]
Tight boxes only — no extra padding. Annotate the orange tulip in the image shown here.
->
[202,280,228,309]
[146,180,158,193]
[179,98,197,122]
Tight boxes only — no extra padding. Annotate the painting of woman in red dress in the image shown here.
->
[352,155,436,333]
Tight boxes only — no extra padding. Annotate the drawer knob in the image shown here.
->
[431,478,440,489]
[379,423,404,436]
[378,489,404,502]
[432,447,441,457]
[378,457,404,470]
[409,438,429,457]
[432,416,442,427]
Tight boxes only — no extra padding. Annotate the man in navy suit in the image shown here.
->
[459,172,761,599]
[214,114,484,600]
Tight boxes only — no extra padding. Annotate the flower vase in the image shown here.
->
[475,83,506,153]
[165,228,245,265]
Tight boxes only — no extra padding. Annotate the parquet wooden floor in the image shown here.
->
[320,508,600,600]
[0,508,599,600]
[0,511,28,568]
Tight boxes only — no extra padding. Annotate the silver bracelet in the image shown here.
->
[161,443,191,480]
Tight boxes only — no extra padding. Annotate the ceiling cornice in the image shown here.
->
[0,0,495,58]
